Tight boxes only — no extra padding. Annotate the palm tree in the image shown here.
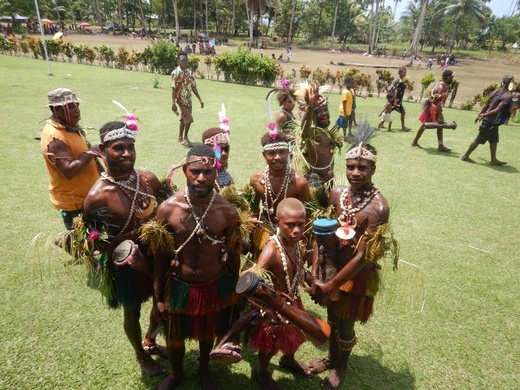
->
[172,0,180,43]
[410,0,428,57]
[440,0,489,52]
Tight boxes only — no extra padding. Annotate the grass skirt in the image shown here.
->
[107,260,153,310]
[165,270,237,347]
[250,321,306,355]
[332,265,380,323]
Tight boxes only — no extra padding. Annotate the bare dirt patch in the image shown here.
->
[64,32,518,104]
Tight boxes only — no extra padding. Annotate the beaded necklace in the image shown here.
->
[172,188,222,266]
[272,235,304,299]
[339,185,379,225]
[101,170,141,235]
[102,170,156,233]
[260,164,291,217]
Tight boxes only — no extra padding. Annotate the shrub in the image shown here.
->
[151,40,178,75]
[96,44,116,67]
[375,69,394,97]
[419,73,436,102]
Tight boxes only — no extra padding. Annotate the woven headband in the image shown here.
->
[103,126,136,142]
[263,142,289,151]
[345,143,377,162]
[204,132,230,146]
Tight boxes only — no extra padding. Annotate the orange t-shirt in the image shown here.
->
[40,119,99,211]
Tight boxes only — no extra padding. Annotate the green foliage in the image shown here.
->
[419,73,436,102]
[96,44,116,67]
[473,83,499,106]
[213,47,280,87]
[151,40,178,75]
[375,69,394,98]
[187,53,200,73]
[459,100,475,110]
[152,72,160,88]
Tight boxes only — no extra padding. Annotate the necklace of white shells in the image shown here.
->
[101,170,155,235]
[170,188,227,266]
[272,235,304,299]
[336,185,379,242]
[260,164,291,217]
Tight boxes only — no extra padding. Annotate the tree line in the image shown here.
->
[2,0,520,54]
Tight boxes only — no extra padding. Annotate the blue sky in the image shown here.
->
[394,0,516,20]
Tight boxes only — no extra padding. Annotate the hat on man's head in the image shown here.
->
[442,69,454,78]
[46,88,81,107]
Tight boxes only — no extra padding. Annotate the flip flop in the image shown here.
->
[278,358,314,378]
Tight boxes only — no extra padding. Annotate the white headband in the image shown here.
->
[103,126,136,142]
[263,142,289,151]
[345,143,377,162]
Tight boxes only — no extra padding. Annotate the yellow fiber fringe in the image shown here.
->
[363,223,400,270]
[139,219,175,256]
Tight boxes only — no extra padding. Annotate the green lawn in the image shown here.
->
[1,54,519,389]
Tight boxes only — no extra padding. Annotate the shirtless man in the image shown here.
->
[249,132,309,254]
[154,145,241,389]
[300,83,343,189]
[412,69,454,152]
[308,127,393,390]
[83,121,166,377]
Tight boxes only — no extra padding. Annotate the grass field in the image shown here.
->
[1,54,519,389]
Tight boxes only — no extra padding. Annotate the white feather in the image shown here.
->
[319,85,333,94]
[218,103,226,121]
[112,100,129,114]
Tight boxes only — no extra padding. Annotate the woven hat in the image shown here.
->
[46,88,81,107]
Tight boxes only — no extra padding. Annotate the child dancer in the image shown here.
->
[377,93,394,131]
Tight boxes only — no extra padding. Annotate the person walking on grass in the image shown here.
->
[377,92,394,131]
[171,51,204,147]
[412,69,454,152]
[461,75,514,166]
[391,67,411,132]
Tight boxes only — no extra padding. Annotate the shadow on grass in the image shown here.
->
[140,341,416,389]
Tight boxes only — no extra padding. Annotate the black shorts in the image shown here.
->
[392,104,405,114]
[476,119,499,144]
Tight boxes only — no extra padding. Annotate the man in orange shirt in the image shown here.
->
[40,88,100,229]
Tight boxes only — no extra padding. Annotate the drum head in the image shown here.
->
[236,272,260,295]
[313,218,339,235]
[112,240,133,263]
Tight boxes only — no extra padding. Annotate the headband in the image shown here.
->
[345,143,377,163]
[263,142,289,151]
[204,132,230,146]
[103,125,136,142]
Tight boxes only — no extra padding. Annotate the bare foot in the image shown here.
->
[411,143,422,149]
[154,373,184,390]
[307,357,334,375]
[278,356,314,378]
[438,145,452,152]
[323,366,348,390]
[401,127,411,132]
[143,339,169,359]
[490,160,507,166]
[136,353,166,377]
[461,156,476,163]
[253,369,279,390]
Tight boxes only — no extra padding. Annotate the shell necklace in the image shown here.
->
[102,170,154,235]
[336,185,379,242]
[260,164,291,216]
[272,235,304,299]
